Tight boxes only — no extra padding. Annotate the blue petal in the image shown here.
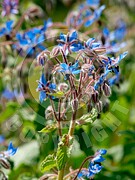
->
[37,34,45,44]
[39,91,46,103]
[49,83,56,90]
[60,33,66,42]
[69,31,78,42]
[60,63,69,70]
[6,20,14,32]
[72,70,81,74]
[85,19,94,27]
[40,73,47,85]
[99,149,107,155]
[91,42,100,49]
[71,61,79,69]
[0,28,6,37]
[26,31,35,40]
[86,38,95,47]
[94,5,105,19]
[93,155,105,162]
[118,51,128,63]
[103,27,110,37]
[7,142,18,156]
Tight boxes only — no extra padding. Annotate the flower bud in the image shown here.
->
[45,106,53,120]
[51,46,60,57]
[71,98,78,111]
[82,64,94,74]
[91,91,99,104]
[101,83,111,97]
[58,83,68,91]
[37,52,48,66]
[95,101,103,113]
[0,157,11,169]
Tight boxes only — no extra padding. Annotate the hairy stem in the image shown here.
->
[58,169,65,180]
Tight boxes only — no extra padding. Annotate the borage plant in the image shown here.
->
[37,29,127,180]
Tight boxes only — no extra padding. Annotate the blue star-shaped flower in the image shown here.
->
[58,31,84,55]
[58,61,80,79]
[37,73,56,102]
[78,149,107,179]
[0,20,14,37]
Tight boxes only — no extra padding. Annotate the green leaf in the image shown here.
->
[47,91,64,98]
[0,102,19,123]
[56,135,69,170]
[38,124,57,133]
[41,154,56,172]
[77,108,98,125]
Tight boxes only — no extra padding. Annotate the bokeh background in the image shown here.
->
[0,0,135,179]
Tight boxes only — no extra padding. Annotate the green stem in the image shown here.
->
[58,169,65,180]
[68,110,77,137]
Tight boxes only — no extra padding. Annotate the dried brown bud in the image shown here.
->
[101,83,111,97]
[95,100,103,113]
[71,98,78,111]
[91,91,99,104]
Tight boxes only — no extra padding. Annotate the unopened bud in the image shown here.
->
[51,46,60,57]
[37,52,48,66]
[101,83,111,97]
[58,83,68,91]
[94,47,106,54]
[45,106,53,120]
[71,98,78,111]
[83,49,95,57]
[82,64,94,74]
[91,91,99,103]
[95,101,103,113]
[0,157,11,169]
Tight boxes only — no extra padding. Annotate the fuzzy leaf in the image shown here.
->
[41,154,56,172]
[38,124,57,133]
[77,108,98,125]
[56,135,69,170]
[47,91,64,98]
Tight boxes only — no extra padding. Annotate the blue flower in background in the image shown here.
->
[4,142,18,157]
[86,0,100,7]
[15,28,45,56]
[15,20,51,56]
[103,27,110,38]
[2,0,19,16]
[0,20,14,37]
[0,135,5,144]
[2,88,15,100]
[37,73,56,102]
[114,20,126,41]
[84,5,105,27]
